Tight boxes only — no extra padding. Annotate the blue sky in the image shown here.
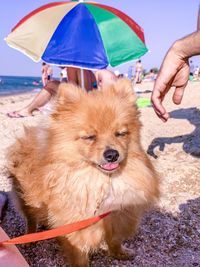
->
[1,0,200,77]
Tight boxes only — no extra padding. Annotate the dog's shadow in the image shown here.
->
[2,193,200,266]
[147,107,200,158]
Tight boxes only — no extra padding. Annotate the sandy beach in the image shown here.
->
[0,81,200,266]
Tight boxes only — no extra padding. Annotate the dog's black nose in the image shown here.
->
[103,149,119,162]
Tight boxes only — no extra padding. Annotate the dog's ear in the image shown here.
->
[51,83,83,120]
[113,78,136,104]
[57,82,82,105]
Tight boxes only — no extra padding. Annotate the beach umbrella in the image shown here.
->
[5,0,148,69]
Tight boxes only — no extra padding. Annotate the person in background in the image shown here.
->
[67,67,96,91]
[47,64,53,81]
[6,68,120,118]
[41,62,49,86]
[7,67,98,118]
[143,69,157,82]
[193,65,200,80]
[95,69,118,89]
[7,80,60,117]
[134,60,143,84]
[189,60,195,77]
[60,67,68,82]
[128,65,133,80]
[41,62,53,86]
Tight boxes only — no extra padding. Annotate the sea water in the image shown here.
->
[0,76,43,96]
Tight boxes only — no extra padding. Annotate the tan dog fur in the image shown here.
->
[8,78,159,267]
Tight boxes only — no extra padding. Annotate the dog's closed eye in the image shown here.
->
[115,131,129,137]
[79,130,96,141]
[81,135,96,141]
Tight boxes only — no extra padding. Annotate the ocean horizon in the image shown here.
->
[0,75,47,96]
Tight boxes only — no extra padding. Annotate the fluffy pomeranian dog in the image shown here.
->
[8,78,159,267]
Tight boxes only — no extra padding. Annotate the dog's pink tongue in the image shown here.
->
[102,163,119,170]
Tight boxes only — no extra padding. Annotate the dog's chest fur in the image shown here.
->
[51,167,146,218]
[98,174,145,213]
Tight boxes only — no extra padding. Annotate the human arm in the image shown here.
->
[151,31,200,122]
[0,227,30,267]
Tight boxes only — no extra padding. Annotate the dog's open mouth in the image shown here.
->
[99,162,119,172]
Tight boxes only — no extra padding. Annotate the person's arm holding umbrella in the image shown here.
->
[151,30,200,122]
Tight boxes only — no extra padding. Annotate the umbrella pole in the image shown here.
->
[80,68,85,90]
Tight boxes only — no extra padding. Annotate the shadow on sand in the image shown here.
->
[147,107,200,159]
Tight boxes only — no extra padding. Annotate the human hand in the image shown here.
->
[151,45,190,122]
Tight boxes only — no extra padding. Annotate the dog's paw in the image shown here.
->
[109,245,134,260]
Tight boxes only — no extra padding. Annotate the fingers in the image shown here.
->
[151,67,188,121]
[153,105,169,122]
[171,62,189,104]
[172,85,186,105]
[151,84,170,122]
